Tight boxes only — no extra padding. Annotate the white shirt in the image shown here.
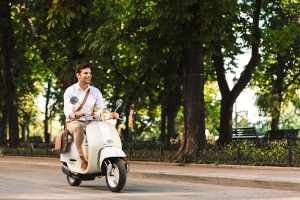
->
[63,83,106,122]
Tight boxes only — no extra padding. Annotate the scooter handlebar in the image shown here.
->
[69,110,121,121]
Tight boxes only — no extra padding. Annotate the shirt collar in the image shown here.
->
[75,83,90,92]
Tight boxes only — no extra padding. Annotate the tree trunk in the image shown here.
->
[163,59,182,144]
[269,62,285,131]
[124,103,134,143]
[1,0,19,147]
[271,117,280,130]
[218,96,234,144]
[44,75,52,143]
[179,43,205,156]
[216,0,262,145]
[20,123,26,143]
[160,108,166,143]
[270,91,283,130]
[167,105,177,143]
[0,109,8,145]
[0,72,5,145]
[269,85,283,135]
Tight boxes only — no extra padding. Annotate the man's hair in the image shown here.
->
[75,63,91,74]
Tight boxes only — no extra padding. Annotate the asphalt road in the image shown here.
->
[1,157,300,200]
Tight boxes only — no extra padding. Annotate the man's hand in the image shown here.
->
[101,109,111,120]
[75,111,83,118]
[111,112,119,119]
[69,113,76,119]
[69,111,83,119]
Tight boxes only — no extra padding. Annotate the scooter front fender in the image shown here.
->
[99,147,126,168]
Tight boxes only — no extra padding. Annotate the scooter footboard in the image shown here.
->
[99,147,126,168]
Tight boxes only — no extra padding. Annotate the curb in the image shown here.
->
[126,161,300,191]
[128,161,300,171]
[128,171,300,191]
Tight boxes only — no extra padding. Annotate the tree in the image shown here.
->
[45,0,202,149]
[134,0,207,155]
[159,57,183,144]
[44,0,263,152]
[0,0,20,147]
[0,1,59,145]
[43,73,63,143]
[215,0,262,145]
[252,0,300,131]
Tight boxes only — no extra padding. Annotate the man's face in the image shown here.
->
[77,68,92,84]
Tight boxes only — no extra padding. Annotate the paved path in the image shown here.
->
[1,156,300,191]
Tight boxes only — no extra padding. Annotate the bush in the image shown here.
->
[2,139,300,167]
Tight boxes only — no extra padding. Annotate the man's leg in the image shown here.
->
[66,121,88,170]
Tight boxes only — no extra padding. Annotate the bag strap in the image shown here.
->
[76,88,90,112]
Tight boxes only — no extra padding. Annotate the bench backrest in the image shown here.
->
[232,127,257,136]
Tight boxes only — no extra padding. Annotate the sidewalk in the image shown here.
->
[1,156,300,191]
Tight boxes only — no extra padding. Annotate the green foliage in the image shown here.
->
[252,0,300,126]
[3,0,300,147]
[122,140,300,167]
[4,139,300,167]
[40,0,261,147]
[47,0,87,29]
[175,152,195,164]
[280,102,300,130]
[0,2,66,145]
[204,81,221,134]
[7,3,53,141]
[197,140,299,166]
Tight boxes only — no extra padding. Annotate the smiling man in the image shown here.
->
[63,62,107,171]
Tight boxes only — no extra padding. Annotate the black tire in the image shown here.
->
[67,174,82,186]
[105,159,127,192]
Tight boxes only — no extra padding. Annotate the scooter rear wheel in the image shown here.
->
[105,159,127,192]
[67,174,82,186]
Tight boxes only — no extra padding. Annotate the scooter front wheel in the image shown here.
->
[67,174,82,186]
[105,159,127,192]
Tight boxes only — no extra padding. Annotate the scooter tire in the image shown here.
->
[105,159,127,192]
[67,174,82,186]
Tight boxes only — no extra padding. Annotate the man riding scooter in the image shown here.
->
[63,62,119,171]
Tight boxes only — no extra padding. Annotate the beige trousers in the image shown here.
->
[66,121,90,157]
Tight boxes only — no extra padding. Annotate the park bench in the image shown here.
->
[232,127,258,140]
[28,136,43,144]
[265,129,299,140]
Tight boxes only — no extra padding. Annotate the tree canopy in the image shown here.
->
[0,0,300,156]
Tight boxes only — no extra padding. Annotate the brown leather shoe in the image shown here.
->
[80,156,88,170]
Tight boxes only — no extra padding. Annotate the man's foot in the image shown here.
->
[80,156,88,171]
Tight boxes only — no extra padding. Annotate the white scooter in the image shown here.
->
[60,99,129,192]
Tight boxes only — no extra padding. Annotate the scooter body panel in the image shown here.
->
[60,120,125,174]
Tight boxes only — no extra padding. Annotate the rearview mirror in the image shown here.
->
[70,96,78,105]
[114,99,123,112]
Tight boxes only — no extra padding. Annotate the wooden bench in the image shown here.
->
[28,136,43,143]
[265,129,299,140]
[232,127,258,140]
